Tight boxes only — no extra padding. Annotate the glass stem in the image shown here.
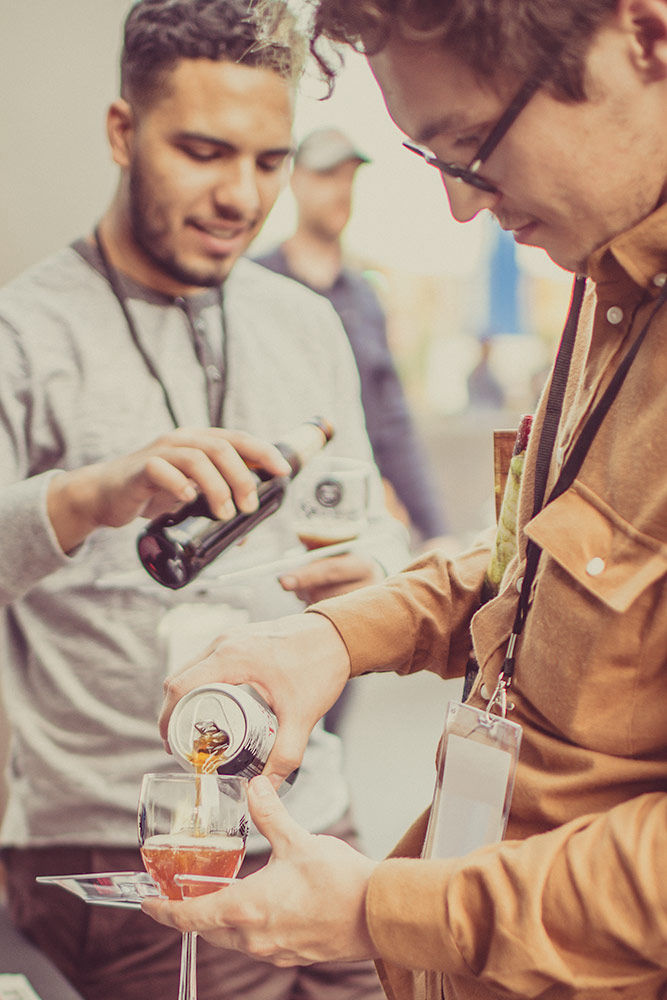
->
[178,931,198,1000]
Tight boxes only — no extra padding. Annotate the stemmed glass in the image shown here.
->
[138,772,248,1000]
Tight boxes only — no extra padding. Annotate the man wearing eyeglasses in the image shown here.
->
[144,2,667,999]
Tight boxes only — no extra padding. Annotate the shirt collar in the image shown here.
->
[72,237,221,312]
[587,201,667,293]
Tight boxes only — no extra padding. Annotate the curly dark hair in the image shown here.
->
[121,0,307,108]
[305,0,619,101]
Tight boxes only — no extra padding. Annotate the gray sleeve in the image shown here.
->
[0,319,74,603]
[0,470,73,603]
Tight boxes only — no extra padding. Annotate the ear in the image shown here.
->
[106,99,135,169]
[617,0,667,78]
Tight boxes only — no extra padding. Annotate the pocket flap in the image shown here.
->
[525,481,667,612]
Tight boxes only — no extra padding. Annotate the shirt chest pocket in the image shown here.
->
[525,480,667,612]
[518,481,667,755]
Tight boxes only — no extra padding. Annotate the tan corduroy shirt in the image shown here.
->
[312,202,667,999]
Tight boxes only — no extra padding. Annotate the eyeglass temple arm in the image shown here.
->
[402,141,427,160]
[468,77,543,173]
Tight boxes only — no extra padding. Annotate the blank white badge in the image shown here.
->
[422,700,522,860]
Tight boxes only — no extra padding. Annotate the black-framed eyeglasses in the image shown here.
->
[403,76,542,194]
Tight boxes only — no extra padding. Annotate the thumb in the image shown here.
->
[248,775,306,855]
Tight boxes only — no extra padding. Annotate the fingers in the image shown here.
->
[259,717,312,790]
[141,456,199,509]
[158,644,247,744]
[141,429,290,520]
[279,553,382,603]
[141,880,237,935]
[158,635,315,788]
[73,427,293,535]
[159,615,351,783]
[144,780,306,933]
[141,793,379,966]
[247,776,307,852]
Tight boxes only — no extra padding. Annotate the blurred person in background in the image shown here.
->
[143,1,667,999]
[0,2,409,999]
[255,127,448,548]
[466,334,506,410]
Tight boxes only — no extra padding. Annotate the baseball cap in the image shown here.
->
[294,128,371,172]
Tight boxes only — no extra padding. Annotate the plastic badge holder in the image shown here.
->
[36,871,237,908]
[36,872,161,909]
[422,700,522,860]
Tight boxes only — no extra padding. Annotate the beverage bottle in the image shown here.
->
[137,416,334,589]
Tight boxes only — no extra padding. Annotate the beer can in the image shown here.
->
[168,683,285,783]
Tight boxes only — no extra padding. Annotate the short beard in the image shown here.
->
[128,164,224,290]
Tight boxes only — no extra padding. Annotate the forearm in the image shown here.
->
[46,466,106,553]
[367,792,667,993]
[309,540,490,679]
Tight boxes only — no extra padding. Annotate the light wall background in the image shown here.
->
[0,2,131,282]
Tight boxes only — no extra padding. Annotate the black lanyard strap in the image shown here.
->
[488,275,667,714]
[531,275,587,517]
[93,226,226,429]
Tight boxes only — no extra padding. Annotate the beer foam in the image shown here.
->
[142,833,244,850]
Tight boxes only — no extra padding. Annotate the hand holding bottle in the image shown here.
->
[137,418,334,589]
[46,426,292,555]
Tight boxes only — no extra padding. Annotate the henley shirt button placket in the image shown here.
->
[606,306,624,326]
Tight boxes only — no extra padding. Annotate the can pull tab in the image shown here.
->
[190,721,231,773]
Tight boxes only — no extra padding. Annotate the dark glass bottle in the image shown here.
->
[137,417,333,589]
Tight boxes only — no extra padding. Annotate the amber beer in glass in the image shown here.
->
[292,456,372,551]
[137,772,248,998]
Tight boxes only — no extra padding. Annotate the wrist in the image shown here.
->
[302,608,351,686]
[47,466,102,553]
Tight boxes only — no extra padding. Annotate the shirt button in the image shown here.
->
[653,272,667,288]
[206,364,222,381]
[174,296,186,309]
[586,557,605,576]
[516,576,524,593]
[555,445,565,466]
[606,306,624,325]
[194,318,206,335]
[480,683,490,700]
